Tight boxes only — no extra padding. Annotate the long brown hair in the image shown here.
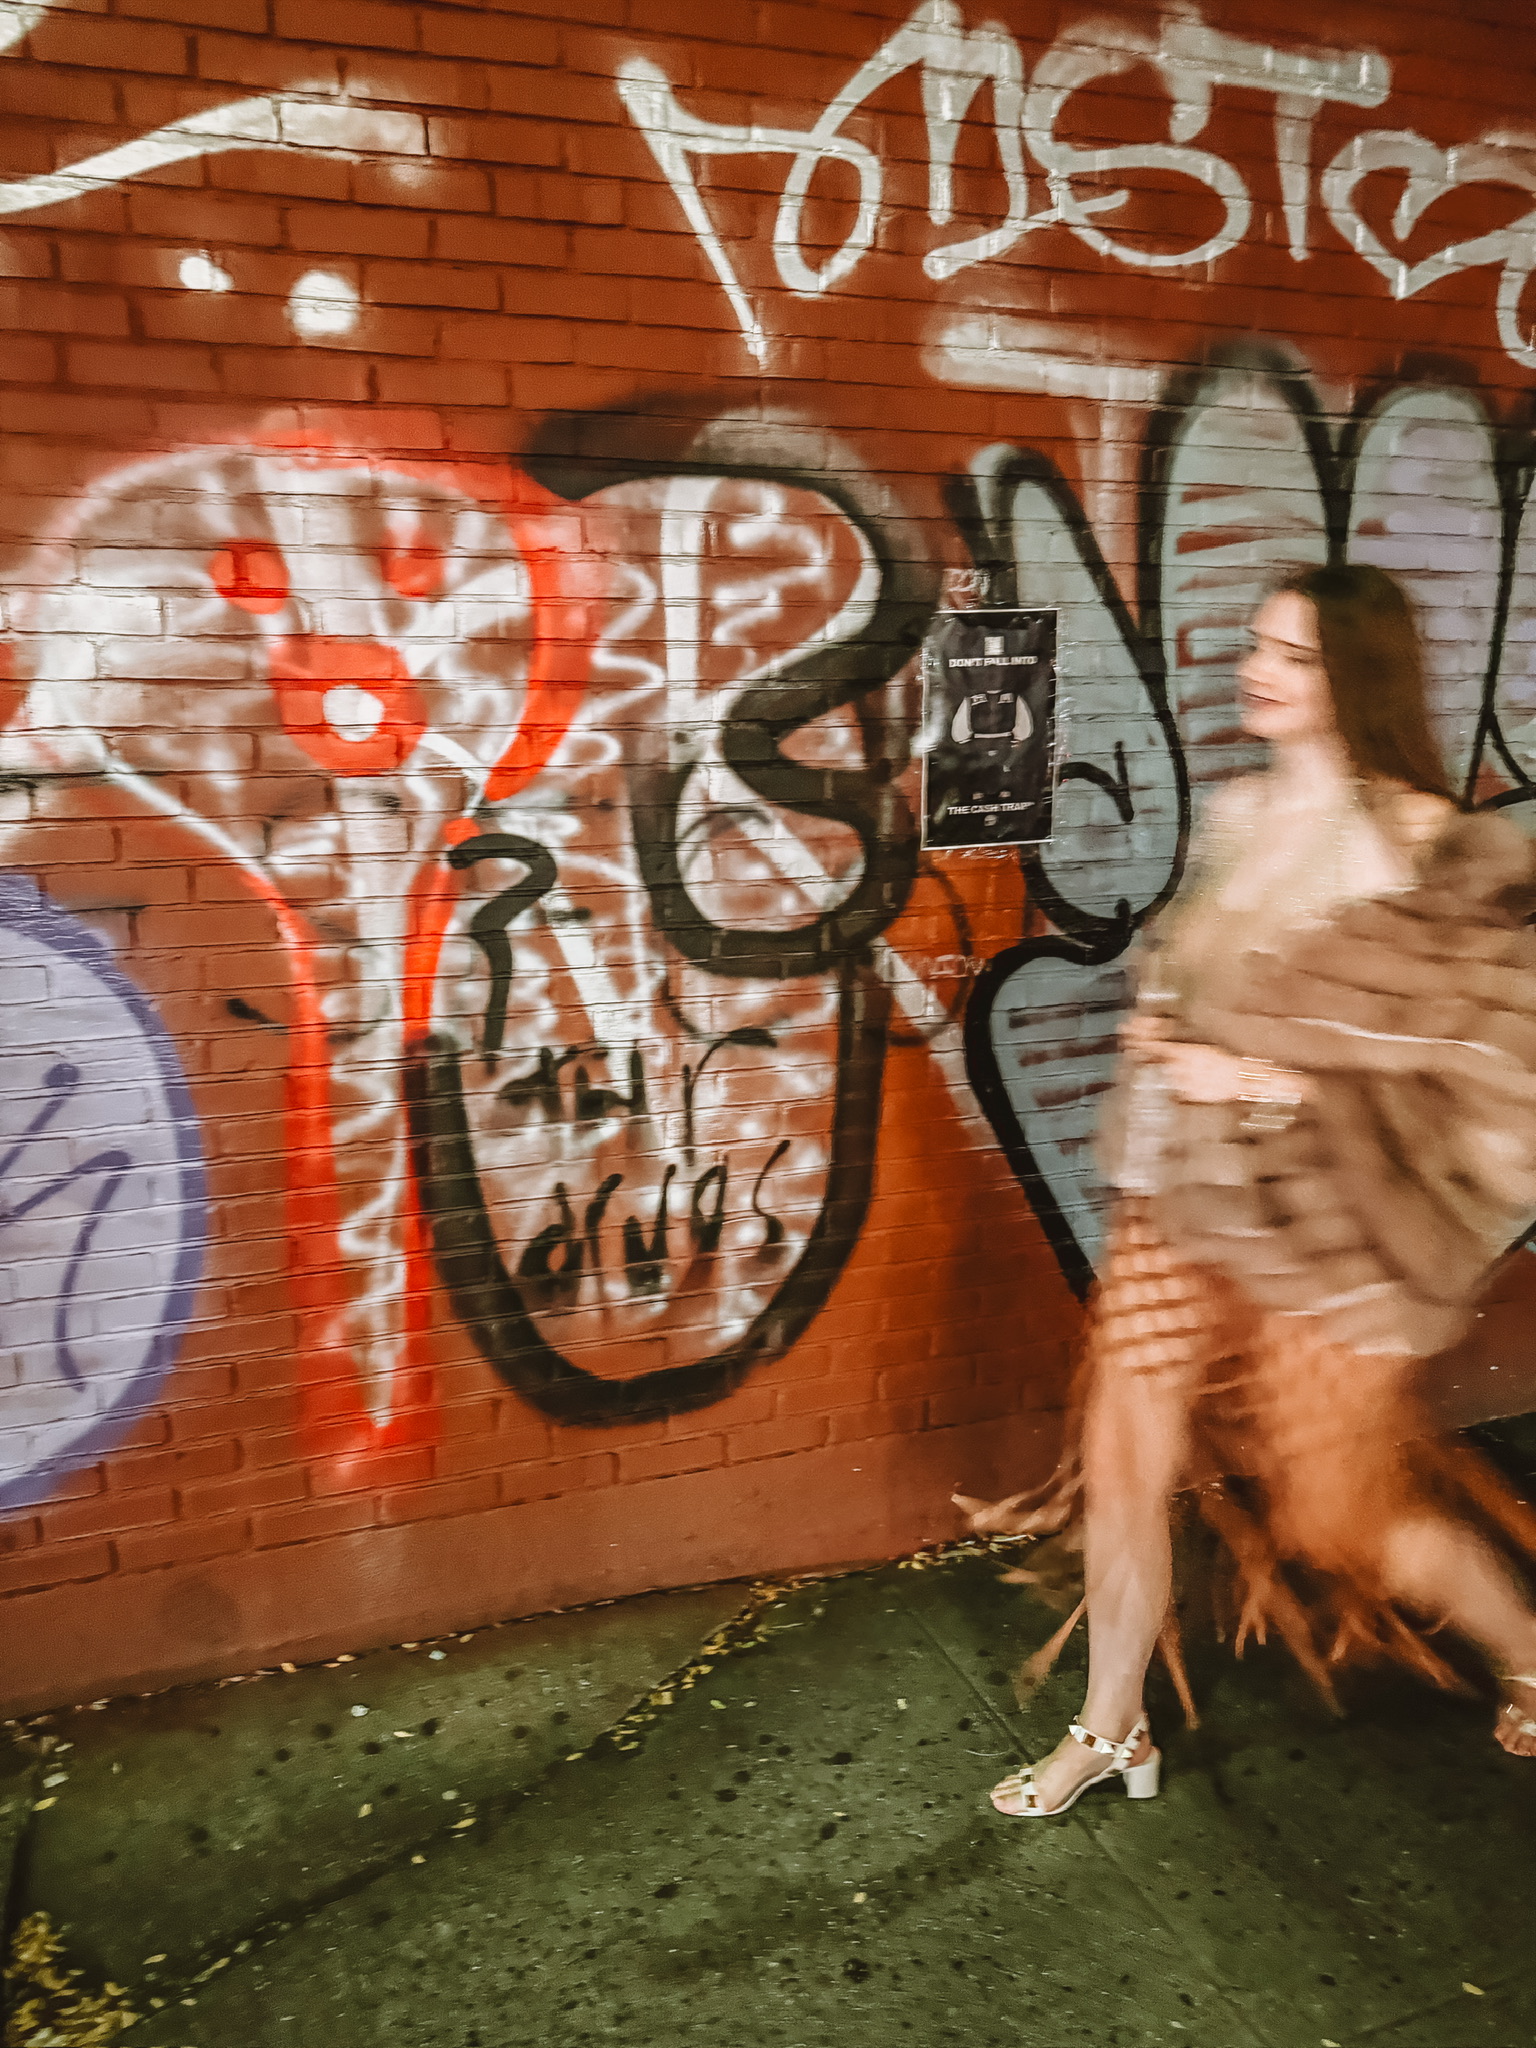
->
[1271,563,1457,803]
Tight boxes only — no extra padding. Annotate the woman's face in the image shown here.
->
[1237,591,1337,743]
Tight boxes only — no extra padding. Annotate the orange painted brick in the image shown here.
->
[0,236,54,283]
[0,67,117,124]
[210,150,350,203]
[114,1514,251,1575]
[169,1388,288,1445]
[375,359,508,406]
[0,284,128,336]
[569,226,716,281]
[0,1517,40,1558]
[122,0,267,28]
[483,65,603,122]
[726,1415,827,1463]
[926,1385,1024,1433]
[0,1538,114,1599]
[776,1371,878,1418]
[418,13,561,65]
[362,261,500,310]
[110,1439,239,1493]
[506,361,635,413]
[2,821,114,865]
[340,52,489,110]
[501,1452,616,1503]
[29,14,190,71]
[489,169,621,229]
[273,0,417,47]
[309,1445,434,1497]
[616,1436,725,1485]
[220,351,373,403]
[253,1496,379,1549]
[352,163,491,217]
[378,1474,499,1525]
[826,1400,927,1446]
[426,113,563,170]
[66,339,220,392]
[40,1486,174,1545]
[439,313,570,363]
[879,1357,965,1405]
[287,206,431,259]
[433,215,568,266]
[135,291,292,346]
[127,187,284,246]
[436,1417,550,1475]
[177,1468,307,1518]
[667,1385,774,1436]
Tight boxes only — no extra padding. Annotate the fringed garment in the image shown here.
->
[981,774,1536,1719]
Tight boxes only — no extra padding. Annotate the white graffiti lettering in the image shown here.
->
[619,1,1536,379]
[0,95,426,220]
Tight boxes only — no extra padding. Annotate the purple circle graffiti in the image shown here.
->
[0,876,206,1510]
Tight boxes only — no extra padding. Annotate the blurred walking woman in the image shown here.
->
[959,564,1536,1818]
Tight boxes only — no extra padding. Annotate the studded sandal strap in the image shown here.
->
[1068,1715,1147,1767]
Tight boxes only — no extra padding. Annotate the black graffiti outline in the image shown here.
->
[409,405,934,1423]
[957,344,1536,1297]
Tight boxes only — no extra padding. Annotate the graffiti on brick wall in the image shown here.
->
[621,0,1536,376]
[0,418,944,1456]
[4,356,1536,1480]
[0,445,597,1458]
[960,349,1536,1294]
[0,876,204,1509]
[422,416,939,1423]
[1,0,1535,1494]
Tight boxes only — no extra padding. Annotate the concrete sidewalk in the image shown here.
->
[5,1431,1536,2048]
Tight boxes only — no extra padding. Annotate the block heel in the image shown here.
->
[1122,1748,1161,1799]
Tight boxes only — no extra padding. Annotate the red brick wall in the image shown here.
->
[1,0,1534,1710]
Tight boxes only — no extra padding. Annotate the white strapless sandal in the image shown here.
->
[990,1715,1162,1818]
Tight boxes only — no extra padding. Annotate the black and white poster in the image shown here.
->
[920,607,1057,850]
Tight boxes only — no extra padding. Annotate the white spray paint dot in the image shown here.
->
[323,685,386,741]
[179,252,232,293]
[288,270,360,339]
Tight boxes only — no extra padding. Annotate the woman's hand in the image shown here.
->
[1136,1037,1313,1106]
[1152,1041,1254,1103]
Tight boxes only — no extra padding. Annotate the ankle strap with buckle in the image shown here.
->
[1068,1715,1147,1767]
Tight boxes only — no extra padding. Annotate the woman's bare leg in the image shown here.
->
[993,1355,1191,1812]
[1378,1516,1536,1756]
[1256,1332,1536,1761]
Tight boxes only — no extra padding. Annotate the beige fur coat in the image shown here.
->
[1149,807,1536,1357]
